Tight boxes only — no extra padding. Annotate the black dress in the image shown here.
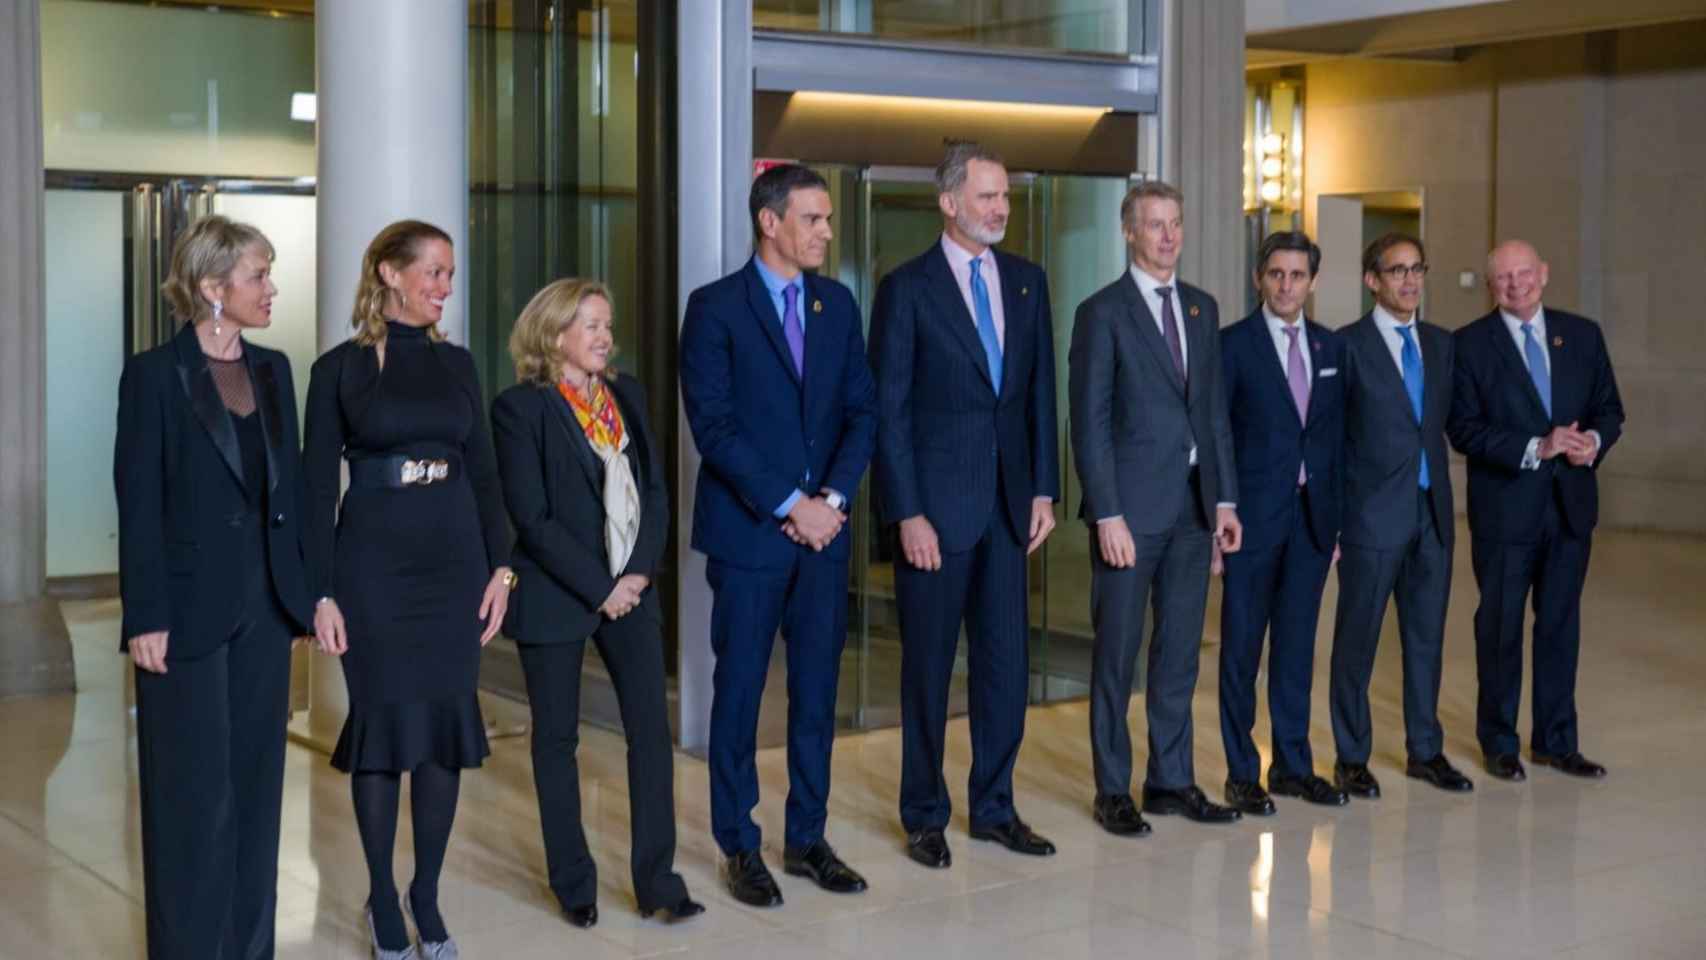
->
[304,320,513,773]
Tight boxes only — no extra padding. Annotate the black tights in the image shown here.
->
[353,763,461,950]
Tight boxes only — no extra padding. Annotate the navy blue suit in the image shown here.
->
[870,242,1059,833]
[680,258,877,855]
[1216,309,1345,784]
[1447,308,1623,758]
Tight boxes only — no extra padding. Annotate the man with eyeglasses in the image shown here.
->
[1328,232,1474,799]
[1214,231,1350,816]
[1446,240,1624,783]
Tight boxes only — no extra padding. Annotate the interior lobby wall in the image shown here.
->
[1300,21,1706,534]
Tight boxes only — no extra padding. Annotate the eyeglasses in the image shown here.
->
[1379,263,1429,281]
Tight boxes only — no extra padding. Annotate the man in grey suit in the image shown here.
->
[1069,180,1244,836]
[1328,232,1474,799]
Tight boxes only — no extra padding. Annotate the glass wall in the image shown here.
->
[754,0,1138,56]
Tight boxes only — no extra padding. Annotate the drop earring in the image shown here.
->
[213,300,224,337]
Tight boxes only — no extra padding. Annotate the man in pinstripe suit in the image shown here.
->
[870,142,1061,870]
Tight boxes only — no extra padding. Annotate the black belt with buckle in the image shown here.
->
[348,454,461,489]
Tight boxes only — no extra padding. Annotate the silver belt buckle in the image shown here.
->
[401,458,448,486]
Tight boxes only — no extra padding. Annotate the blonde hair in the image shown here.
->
[161,215,274,323]
[509,278,615,386]
[350,219,453,345]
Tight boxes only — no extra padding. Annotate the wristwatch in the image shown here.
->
[821,489,847,512]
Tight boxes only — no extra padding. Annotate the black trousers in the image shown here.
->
[134,524,293,960]
[896,507,1030,833]
[1089,473,1214,794]
[518,605,687,913]
[1330,491,1451,765]
[1471,495,1591,757]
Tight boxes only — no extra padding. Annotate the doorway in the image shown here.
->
[1314,189,1424,328]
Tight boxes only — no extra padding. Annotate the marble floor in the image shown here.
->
[5,523,1706,959]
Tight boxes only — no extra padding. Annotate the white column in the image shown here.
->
[0,0,73,698]
[296,0,469,750]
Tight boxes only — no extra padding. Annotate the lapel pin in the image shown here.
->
[1312,340,1321,352]
[1021,286,1029,296]
[1188,305,1200,318]
[812,299,823,314]
[1552,336,1562,347]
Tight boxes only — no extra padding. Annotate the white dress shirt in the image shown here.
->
[1263,304,1312,383]
[941,233,1006,351]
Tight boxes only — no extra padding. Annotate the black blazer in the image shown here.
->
[1339,312,1455,550]
[1447,308,1624,543]
[114,323,313,657]
[1069,271,1236,534]
[1220,309,1346,553]
[491,375,668,645]
[869,243,1060,552]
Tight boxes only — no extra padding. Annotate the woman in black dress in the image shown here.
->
[305,219,513,958]
[115,215,313,958]
[491,280,701,928]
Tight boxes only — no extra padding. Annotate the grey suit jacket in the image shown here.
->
[1339,312,1455,550]
[1068,271,1236,535]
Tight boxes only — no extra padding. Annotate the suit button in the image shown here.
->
[272,513,286,528]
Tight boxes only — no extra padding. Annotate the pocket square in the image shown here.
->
[1318,367,1339,378]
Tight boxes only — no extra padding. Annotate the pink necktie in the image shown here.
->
[1285,325,1309,485]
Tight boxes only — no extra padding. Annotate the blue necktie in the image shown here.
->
[1396,324,1430,490]
[1522,322,1552,418]
[969,256,1002,394]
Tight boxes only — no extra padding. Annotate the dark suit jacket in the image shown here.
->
[1447,308,1624,543]
[680,258,878,571]
[114,323,313,657]
[491,375,668,645]
[1339,312,1454,549]
[1221,309,1346,553]
[1069,271,1236,534]
[869,243,1060,552]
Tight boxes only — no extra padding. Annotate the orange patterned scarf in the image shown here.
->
[558,378,625,454]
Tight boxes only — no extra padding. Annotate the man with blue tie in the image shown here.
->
[1448,240,1624,782]
[870,142,1061,869]
[1329,232,1474,798]
[1216,232,1350,815]
[680,164,878,907]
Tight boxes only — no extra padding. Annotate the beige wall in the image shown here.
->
[1301,23,1706,533]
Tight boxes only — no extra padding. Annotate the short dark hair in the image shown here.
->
[1120,180,1184,231]
[1255,231,1322,277]
[1362,231,1426,276]
[749,164,830,239]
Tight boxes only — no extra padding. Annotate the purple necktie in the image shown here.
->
[783,284,804,377]
[1285,325,1309,484]
[1157,286,1186,385]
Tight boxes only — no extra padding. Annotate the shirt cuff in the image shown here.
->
[773,489,804,520]
[1522,437,1542,470]
[1586,430,1602,458]
[1216,502,1236,510]
[1096,515,1123,525]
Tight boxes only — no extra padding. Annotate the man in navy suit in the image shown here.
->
[680,164,878,907]
[1447,239,1624,782]
[870,142,1060,870]
[1329,233,1474,799]
[1216,232,1351,815]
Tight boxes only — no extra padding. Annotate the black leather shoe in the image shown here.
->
[969,817,1058,856]
[1334,761,1382,799]
[565,903,598,928]
[1269,772,1349,807]
[1224,780,1277,817]
[1093,793,1152,837]
[656,897,704,922]
[1142,784,1242,823]
[1407,754,1474,793]
[1485,753,1527,782]
[1533,751,1607,779]
[725,850,783,907]
[783,840,868,894]
[905,828,952,869]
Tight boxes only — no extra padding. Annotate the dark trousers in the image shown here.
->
[134,538,292,960]
[1089,475,1214,794]
[896,508,1029,833]
[517,604,687,914]
[1218,489,1333,783]
[1330,491,1451,764]
[1471,495,1591,757]
[706,549,848,855]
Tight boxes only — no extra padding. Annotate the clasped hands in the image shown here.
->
[783,494,845,552]
[599,574,649,620]
[1539,421,1599,467]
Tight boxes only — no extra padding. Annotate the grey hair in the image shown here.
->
[934,141,1005,196]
